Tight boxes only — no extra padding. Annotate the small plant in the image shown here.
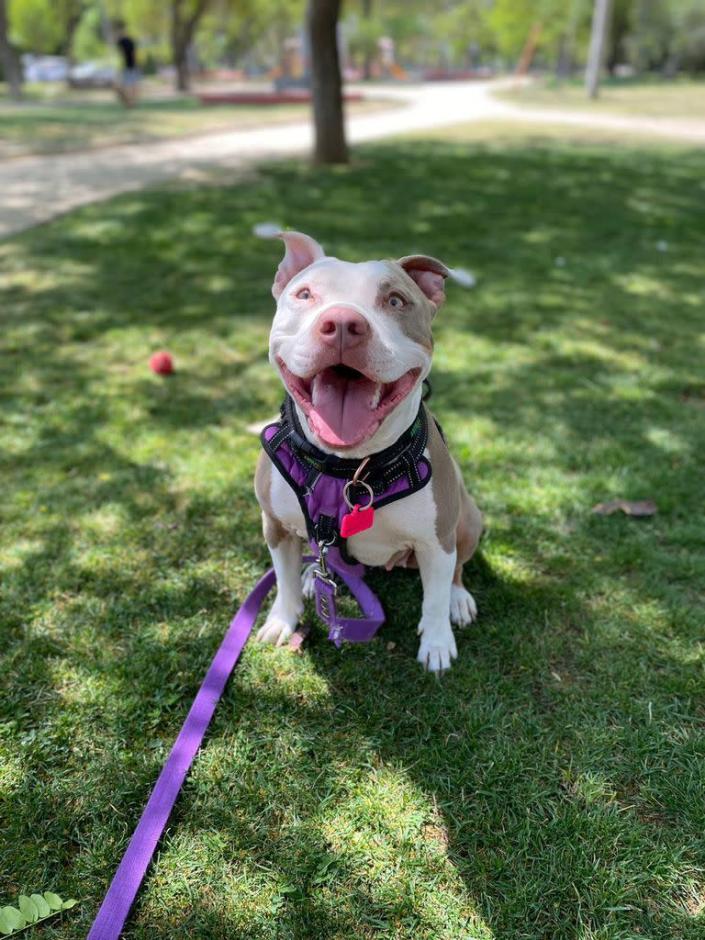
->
[0,893,77,936]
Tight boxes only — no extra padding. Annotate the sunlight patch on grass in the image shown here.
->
[614,271,675,300]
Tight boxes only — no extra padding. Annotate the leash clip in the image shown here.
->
[313,540,337,592]
[313,541,338,624]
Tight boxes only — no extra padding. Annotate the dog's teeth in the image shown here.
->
[311,374,320,406]
[370,384,382,409]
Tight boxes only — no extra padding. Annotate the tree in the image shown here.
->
[170,0,211,91]
[361,0,373,79]
[490,0,591,71]
[605,0,632,73]
[308,0,347,164]
[585,0,613,96]
[58,0,89,64]
[668,0,705,73]
[0,0,22,98]
[9,0,88,61]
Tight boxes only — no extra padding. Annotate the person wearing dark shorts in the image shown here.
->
[115,23,140,107]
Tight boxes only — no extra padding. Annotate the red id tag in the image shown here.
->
[340,504,375,538]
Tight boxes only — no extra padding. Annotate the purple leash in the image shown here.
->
[87,556,383,940]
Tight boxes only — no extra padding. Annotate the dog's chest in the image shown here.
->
[269,459,438,566]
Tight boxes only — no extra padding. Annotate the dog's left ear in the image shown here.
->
[272,231,325,300]
[397,255,450,309]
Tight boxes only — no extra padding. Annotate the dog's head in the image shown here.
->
[268,231,449,455]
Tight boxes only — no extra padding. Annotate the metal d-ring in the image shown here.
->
[343,478,374,511]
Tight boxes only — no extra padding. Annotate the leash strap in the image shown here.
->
[87,567,277,940]
[87,555,383,939]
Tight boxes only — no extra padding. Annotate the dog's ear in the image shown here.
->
[272,231,325,300]
[397,255,449,309]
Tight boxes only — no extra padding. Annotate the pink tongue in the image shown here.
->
[311,370,380,446]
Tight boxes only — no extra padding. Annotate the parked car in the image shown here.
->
[69,62,116,89]
[22,55,69,82]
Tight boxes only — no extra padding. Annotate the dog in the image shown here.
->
[254,231,483,672]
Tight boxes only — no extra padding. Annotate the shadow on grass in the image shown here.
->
[2,138,705,939]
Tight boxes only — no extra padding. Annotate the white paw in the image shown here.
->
[417,626,457,673]
[301,563,317,599]
[256,615,295,647]
[450,584,478,627]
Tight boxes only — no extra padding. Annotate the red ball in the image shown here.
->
[149,351,174,375]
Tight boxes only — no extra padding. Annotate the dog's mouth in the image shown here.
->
[277,359,421,449]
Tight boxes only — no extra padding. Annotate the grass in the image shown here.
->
[1,129,705,939]
[499,76,705,120]
[0,88,390,158]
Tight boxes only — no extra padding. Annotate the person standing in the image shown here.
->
[115,22,140,107]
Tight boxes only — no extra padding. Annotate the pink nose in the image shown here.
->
[316,307,370,349]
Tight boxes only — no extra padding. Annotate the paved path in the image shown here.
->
[1,80,704,238]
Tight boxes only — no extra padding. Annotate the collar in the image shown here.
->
[277,393,429,485]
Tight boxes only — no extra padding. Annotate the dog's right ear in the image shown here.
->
[272,231,325,300]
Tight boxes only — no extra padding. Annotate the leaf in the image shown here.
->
[252,221,282,238]
[18,896,38,922]
[62,899,78,910]
[29,894,51,918]
[447,266,476,288]
[42,892,63,912]
[591,499,657,517]
[0,907,24,932]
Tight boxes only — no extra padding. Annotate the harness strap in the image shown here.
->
[86,556,382,940]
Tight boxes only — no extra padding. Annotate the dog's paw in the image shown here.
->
[450,585,478,627]
[417,627,457,674]
[301,563,317,599]
[256,615,295,647]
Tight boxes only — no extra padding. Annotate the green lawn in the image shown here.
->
[1,132,705,940]
[0,90,389,159]
[499,76,705,120]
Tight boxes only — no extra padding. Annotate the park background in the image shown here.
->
[1,1,705,938]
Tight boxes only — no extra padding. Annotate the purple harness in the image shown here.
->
[261,396,433,646]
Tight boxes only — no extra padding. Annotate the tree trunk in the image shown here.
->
[585,0,612,99]
[63,7,84,88]
[362,0,373,81]
[170,0,210,93]
[0,0,22,100]
[174,43,190,91]
[308,0,348,164]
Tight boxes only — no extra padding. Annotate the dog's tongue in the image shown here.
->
[310,368,380,447]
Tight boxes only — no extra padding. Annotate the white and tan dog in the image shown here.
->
[255,232,482,672]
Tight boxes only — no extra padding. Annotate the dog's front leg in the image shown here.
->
[256,522,303,647]
[415,541,458,673]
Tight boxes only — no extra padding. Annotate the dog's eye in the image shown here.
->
[388,292,406,309]
[296,287,312,301]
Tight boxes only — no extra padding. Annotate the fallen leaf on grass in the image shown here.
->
[252,221,283,238]
[591,499,657,517]
[447,267,476,288]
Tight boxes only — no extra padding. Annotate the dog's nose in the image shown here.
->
[316,307,370,349]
